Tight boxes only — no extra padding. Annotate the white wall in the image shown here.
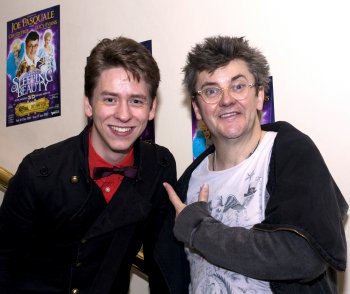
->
[1,0,349,293]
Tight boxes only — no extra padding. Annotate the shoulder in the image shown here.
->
[139,141,175,167]
[21,132,83,174]
[263,121,318,157]
[264,122,328,184]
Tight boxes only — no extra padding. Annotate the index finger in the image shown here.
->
[163,182,186,215]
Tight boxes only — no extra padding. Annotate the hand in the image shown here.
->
[163,182,209,217]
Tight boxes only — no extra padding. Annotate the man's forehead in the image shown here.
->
[198,60,252,82]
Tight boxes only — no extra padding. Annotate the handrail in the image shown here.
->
[0,166,13,192]
[0,165,146,278]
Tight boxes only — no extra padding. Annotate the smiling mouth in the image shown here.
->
[110,126,132,133]
[219,111,239,118]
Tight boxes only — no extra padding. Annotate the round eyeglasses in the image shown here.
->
[193,82,256,104]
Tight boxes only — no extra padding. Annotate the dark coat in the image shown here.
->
[0,126,190,294]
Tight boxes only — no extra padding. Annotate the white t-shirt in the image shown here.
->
[186,131,277,294]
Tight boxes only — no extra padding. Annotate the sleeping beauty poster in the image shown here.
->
[6,5,60,127]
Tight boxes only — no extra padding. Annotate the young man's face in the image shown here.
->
[192,59,264,143]
[84,67,156,163]
[26,39,39,62]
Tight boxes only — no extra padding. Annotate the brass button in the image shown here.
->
[81,239,87,244]
[71,288,80,294]
[76,261,82,267]
[70,176,79,184]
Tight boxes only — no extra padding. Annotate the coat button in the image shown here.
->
[39,166,49,176]
[71,288,80,294]
[70,176,79,184]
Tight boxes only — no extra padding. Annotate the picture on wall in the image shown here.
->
[192,76,275,159]
[139,39,155,143]
[6,5,60,127]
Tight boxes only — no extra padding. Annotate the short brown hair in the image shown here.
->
[84,36,160,102]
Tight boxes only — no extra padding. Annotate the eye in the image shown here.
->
[203,87,221,97]
[128,97,148,107]
[231,83,247,93]
[102,97,117,105]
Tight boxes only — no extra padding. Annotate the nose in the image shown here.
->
[114,100,132,122]
[219,87,237,106]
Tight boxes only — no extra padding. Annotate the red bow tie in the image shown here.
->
[92,166,138,180]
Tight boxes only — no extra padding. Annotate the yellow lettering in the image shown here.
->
[11,21,22,33]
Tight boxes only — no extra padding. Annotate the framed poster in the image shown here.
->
[6,5,60,127]
[139,40,155,143]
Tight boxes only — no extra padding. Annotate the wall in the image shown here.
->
[1,0,349,293]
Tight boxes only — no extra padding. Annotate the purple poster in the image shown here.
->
[139,40,155,143]
[261,76,275,125]
[192,76,275,159]
[6,5,60,127]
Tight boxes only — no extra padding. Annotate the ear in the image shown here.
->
[148,97,157,120]
[84,96,93,118]
[256,86,265,111]
[192,100,203,121]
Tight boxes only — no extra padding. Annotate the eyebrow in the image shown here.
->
[200,74,247,89]
[99,91,147,99]
[100,91,118,96]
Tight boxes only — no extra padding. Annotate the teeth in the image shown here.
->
[220,112,237,118]
[111,126,131,132]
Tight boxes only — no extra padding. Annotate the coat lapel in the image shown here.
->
[84,178,152,239]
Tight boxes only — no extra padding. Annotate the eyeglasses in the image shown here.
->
[194,82,256,104]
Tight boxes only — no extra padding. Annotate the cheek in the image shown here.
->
[94,106,113,119]
[139,110,154,123]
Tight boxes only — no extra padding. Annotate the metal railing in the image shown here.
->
[0,166,13,192]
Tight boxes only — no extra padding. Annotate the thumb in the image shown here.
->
[198,183,209,202]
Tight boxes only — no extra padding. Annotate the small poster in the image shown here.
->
[140,40,155,143]
[261,76,275,125]
[6,5,60,127]
[192,76,275,159]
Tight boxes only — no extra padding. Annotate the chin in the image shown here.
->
[110,144,133,154]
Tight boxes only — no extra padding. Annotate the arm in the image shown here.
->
[177,201,326,281]
[164,183,326,282]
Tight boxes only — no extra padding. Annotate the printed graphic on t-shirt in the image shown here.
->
[186,132,277,294]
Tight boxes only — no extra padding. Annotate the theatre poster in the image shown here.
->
[6,5,60,127]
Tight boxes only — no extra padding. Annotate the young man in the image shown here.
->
[0,37,189,294]
[164,36,347,293]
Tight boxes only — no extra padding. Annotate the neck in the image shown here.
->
[212,129,264,171]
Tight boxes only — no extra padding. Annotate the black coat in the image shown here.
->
[0,126,190,294]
